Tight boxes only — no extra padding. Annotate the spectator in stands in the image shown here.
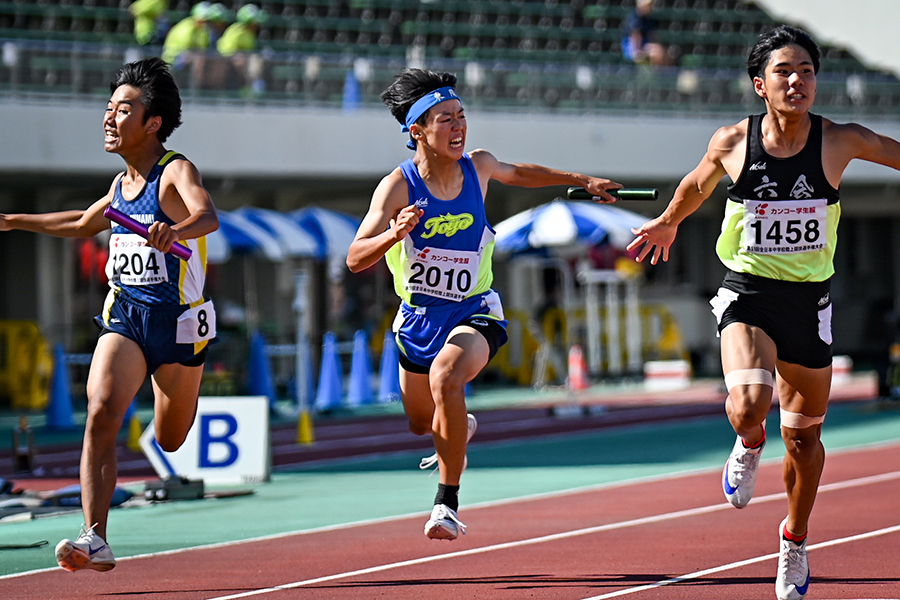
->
[163,2,230,90]
[628,25,900,600]
[621,0,667,66]
[129,0,169,46]
[162,2,212,66]
[347,68,622,543]
[217,3,268,93]
[205,3,231,48]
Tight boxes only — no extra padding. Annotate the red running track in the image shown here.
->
[5,441,900,600]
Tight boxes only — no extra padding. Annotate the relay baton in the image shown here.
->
[567,187,659,201]
[104,205,192,261]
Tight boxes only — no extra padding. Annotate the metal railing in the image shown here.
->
[2,38,900,119]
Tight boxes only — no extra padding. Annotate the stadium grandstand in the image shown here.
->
[2,1,900,406]
[1,0,900,113]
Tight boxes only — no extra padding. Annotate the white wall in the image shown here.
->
[3,99,900,184]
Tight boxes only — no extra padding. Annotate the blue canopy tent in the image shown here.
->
[207,206,363,415]
[493,199,650,382]
[493,199,647,254]
[207,210,289,264]
[290,207,361,280]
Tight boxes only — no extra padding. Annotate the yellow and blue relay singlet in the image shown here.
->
[97,151,216,372]
[717,113,840,282]
[385,155,507,368]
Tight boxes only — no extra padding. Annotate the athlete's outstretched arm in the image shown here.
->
[0,179,117,238]
[347,169,421,273]
[829,121,900,173]
[627,125,739,265]
[468,148,622,202]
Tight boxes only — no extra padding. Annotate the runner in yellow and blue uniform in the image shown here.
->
[102,149,216,374]
[387,152,506,374]
[0,58,218,573]
[627,25,900,600]
[348,68,622,540]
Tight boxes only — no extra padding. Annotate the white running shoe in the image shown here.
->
[419,413,477,474]
[424,503,467,540]
[776,517,810,600]
[722,434,765,508]
[56,524,117,572]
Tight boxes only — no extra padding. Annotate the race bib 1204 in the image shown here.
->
[108,233,169,286]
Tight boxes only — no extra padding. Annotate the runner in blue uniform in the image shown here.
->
[627,26,900,600]
[347,68,622,540]
[0,58,218,572]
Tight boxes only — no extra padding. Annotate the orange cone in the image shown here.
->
[567,345,589,391]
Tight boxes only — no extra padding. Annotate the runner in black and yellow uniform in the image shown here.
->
[628,25,900,600]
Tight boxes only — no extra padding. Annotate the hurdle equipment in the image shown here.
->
[643,359,691,391]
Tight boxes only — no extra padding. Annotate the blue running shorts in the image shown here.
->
[95,290,217,374]
[393,290,508,374]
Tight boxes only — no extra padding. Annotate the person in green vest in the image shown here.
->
[217,4,268,92]
[129,0,169,46]
[161,2,211,67]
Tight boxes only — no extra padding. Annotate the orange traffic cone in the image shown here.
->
[567,345,589,391]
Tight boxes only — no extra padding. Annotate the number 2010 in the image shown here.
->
[410,263,472,293]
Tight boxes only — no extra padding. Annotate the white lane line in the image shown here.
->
[580,523,900,599]
[202,470,900,600]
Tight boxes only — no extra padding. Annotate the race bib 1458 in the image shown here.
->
[741,198,827,254]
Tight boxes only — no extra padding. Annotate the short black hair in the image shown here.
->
[747,25,820,80]
[110,57,182,142]
[380,68,458,148]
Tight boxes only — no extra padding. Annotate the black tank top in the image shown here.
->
[715,113,841,282]
[727,113,839,205]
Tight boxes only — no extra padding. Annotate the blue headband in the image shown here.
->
[401,86,461,149]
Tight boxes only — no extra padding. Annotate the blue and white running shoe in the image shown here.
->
[722,434,765,508]
[56,524,116,572]
[776,517,810,600]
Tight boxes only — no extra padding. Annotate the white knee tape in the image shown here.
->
[780,408,826,429]
[724,368,774,392]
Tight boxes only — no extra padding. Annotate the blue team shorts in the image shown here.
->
[393,290,508,374]
[95,291,216,374]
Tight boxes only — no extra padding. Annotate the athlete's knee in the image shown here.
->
[781,422,823,459]
[726,394,771,430]
[408,420,430,436]
[84,392,129,431]
[155,426,189,453]
[429,366,468,403]
[724,368,773,426]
